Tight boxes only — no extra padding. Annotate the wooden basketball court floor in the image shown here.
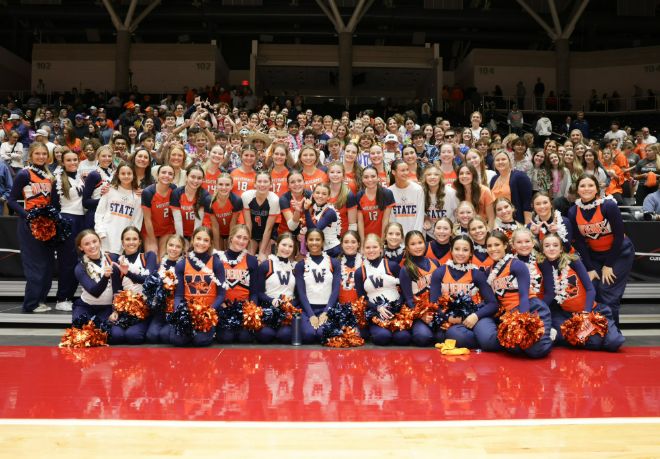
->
[1,346,659,458]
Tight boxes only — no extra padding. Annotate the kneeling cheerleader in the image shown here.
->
[354,234,409,346]
[429,235,498,350]
[107,226,157,344]
[538,232,624,352]
[485,230,552,358]
[294,229,341,343]
[170,226,226,347]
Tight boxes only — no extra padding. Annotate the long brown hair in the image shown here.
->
[454,163,482,212]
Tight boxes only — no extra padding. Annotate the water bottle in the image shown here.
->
[291,314,302,346]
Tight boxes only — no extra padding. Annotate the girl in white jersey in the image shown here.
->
[304,183,341,257]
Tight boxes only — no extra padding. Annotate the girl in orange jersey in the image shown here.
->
[357,166,395,245]
[399,230,441,347]
[341,142,362,194]
[201,145,224,197]
[142,165,176,257]
[208,173,241,250]
[171,226,226,347]
[170,164,214,240]
[327,162,357,236]
[538,232,624,351]
[485,230,552,358]
[429,235,498,350]
[468,216,494,272]
[216,224,260,344]
[425,217,453,263]
[230,145,258,197]
[438,143,458,186]
[269,143,293,197]
[368,145,390,187]
[337,230,362,306]
[568,174,634,327]
[297,146,328,192]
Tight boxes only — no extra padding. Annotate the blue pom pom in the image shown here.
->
[261,304,284,329]
[217,300,243,331]
[168,300,195,337]
[143,272,170,313]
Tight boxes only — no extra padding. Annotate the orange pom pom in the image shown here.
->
[413,291,439,320]
[561,311,609,346]
[497,310,545,350]
[325,326,365,348]
[59,321,108,348]
[189,299,219,332]
[242,301,264,332]
[280,296,302,326]
[351,296,367,328]
[30,216,57,241]
[113,290,150,320]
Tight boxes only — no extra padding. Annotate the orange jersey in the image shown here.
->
[443,169,457,186]
[270,167,290,197]
[230,168,256,197]
[141,184,175,237]
[338,260,359,304]
[202,168,221,196]
[344,170,359,194]
[328,191,357,236]
[223,254,251,302]
[377,169,389,188]
[411,259,438,296]
[208,193,242,236]
[441,268,478,302]
[357,189,395,237]
[24,169,53,210]
[302,168,329,192]
[559,264,591,313]
[576,205,614,252]
[184,257,217,307]
[490,258,532,312]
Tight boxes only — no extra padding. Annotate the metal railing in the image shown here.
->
[482,95,660,114]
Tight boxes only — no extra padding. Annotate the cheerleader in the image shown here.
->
[216,224,259,343]
[170,164,214,240]
[7,142,59,313]
[294,229,341,343]
[538,232,624,351]
[141,165,176,257]
[357,166,395,243]
[298,146,328,192]
[492,197,522,240]
[278,170,311,253]
[429,235,498,350]
[426,217,453,263]
[529,191,572,252]
[129,148,155,189]
[209,173,241,250]
[568,174,635,327]
[422,166,458,240]
[511,228,544,300]
[171,226,226,347]
[229,146,257,196]
[303,183,341,256]
[468,216,494,271]
[72,229,118,322]
[82,145,114,230]
[399,230,441,346]
[242,171,280,260]
[108,226,157,344]
[255,233,298,343]
[383,222,404,265]
[94,161,143,254]
[454,200,476,235]
[145,234,186,343]
[485,230,552,358]
[337,231,362,305]
[354,234,408,346]
[54,149,86,311]
[327,161,358,236]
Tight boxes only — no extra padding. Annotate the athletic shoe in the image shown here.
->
[33,304,52,313]
[55,300,73,312]
[550,328,557,342]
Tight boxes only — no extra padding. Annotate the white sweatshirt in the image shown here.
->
[94,186,143,254]
[388,181,426,234]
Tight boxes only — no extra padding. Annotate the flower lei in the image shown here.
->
[122,254,150,277]
[487,254,514,287]
[535,210,568,242]
[54,169,65,200]
[473,242,488,254]
[217,249,247,267]
[552,264,570,306]
[340,253,362,290]
[27,164,50,180]
[446,260,476,272]
[312,203,342,237]
[83,253,107,282]
[523,252,543,295]
[384,244,404,259]
[304,251,330,275]
[188,251,222,286]
[575,195,616,211]
[496,220,520,233]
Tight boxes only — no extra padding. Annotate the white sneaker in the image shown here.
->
[550,328,558,342]
[33,303,52,313]
[55,300,73,312]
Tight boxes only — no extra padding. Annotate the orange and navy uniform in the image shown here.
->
[399,257,439,308]
[338,255,360,304]
[539,259,596,313]
[328,191,357,236]
[277,190,311,236]
[489,257,533,313]
[141,183,176,237]
[208,193,242,237]
[429,264,498,319]
[472,245,494,272]
[426,241,451,264]
[222,251,258,303]
[574,203,615,252]
[183,256,218,308]
[302,168,329,192]
[230,168,256,197]
[169,187,212,237]
[357,188,395,237]
[24,169,53,210]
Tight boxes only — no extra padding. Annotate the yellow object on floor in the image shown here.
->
[434,339,471,355]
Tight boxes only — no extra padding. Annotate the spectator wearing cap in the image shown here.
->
[97,114,114,145]
[118,101,139,137]
[383,133,401,167]
[35,129,55,155]
[410,129,439,166]
[9,113,29,148]
[73,113,89,140]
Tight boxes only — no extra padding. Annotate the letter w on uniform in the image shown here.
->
[369,275,384,288]
[312,269,326,283]
[277,271,291,286]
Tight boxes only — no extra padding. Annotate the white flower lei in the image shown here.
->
[384,244,404,259]
[217,249,247,267]
[304,251,330,275]
[523,252,543,295]
[535,210,569,243]
[188,251,222,286]
[121,254,150,277]
[83,253,107,282]
[312,202,342,237]
[27,164,50,180]
[473,242,488,254]
[496,221,520,234]
[446,259,476,272]
[54,169,64,200]
[552,264,570,306]
[340,253,362,290]
[575,195,616,211]
[487,254,514,287]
